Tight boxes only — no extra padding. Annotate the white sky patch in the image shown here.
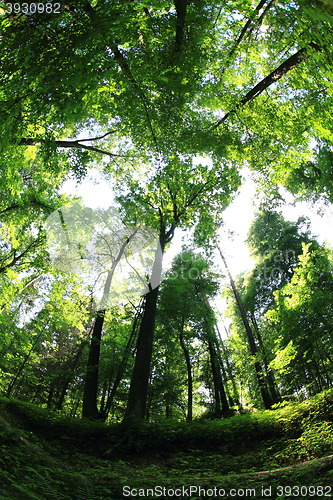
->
[60,170,115,209]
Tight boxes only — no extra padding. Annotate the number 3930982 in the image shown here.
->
[5,3,61,14]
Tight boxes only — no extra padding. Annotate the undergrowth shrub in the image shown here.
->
[299,421,333,458]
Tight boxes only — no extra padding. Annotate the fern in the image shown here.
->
[75,475,94,500]
[27,468,61,500]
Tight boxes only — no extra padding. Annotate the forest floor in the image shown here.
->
[1,392,333,500]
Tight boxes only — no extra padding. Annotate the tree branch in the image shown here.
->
[183,176,216,211]
[220,0,273,76]
[212,42,321,130]
[0,199,54,218]
[18,138,123,157]
[0,237,43,275]
[75,130,117,142]
[247,0,278,39]
[80,1,158,151]
[112,45,159,150]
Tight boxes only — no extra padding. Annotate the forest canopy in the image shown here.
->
[0,0,333,421]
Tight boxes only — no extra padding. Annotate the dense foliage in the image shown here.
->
[0,0,333,424]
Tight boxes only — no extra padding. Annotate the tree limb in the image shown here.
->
[18,138,123,157]
[247,0,278,39]
[111,45,159,150]
[0,237,44,274]
[212,42,321,130]
[0,199,54,218]
[75,130,117,142]
[220,0,273,76]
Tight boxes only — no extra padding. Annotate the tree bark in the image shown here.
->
[174,0,187,51]
[82,230,137,419]
[221,0,276,76]
[179,323,193,421]
[123,286,160,420]
[6,329,45,397]
[216,324,241,407]
[208,339,221,415]
[82,310,106,419]
[102,300,142,421]
[124,231,165,420]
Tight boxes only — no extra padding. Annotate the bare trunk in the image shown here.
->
[179,321,193,421]
[124,286,160,420]
[217,245,272,409]
[82,230,137,419]
[216,324,241,407]
[124,231,165,420]
[57,340,88,411]
[102,300,142,421]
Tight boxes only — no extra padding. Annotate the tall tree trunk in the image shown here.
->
[200,296,229,415]
[6,328,45,397]
[47,381,55,410]
[208,339,221,415]
[82,271,114,419]
[179,322,193,421]
[124,286,160,420]
[218,365,230,413]
[216,324,241,407]
[124,229,166,420]
[217,244,272,409]
[82,231,137,419]
[57,340,89,411]
[102,300,142,421]
[250,313,280,404]
[219,351,234,406]
[82,309,107,418]
[208,338,230,415]
[315,341,331,388]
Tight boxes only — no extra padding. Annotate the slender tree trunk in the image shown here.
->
[6,329,45,397]
[146,375,154,421]
[218,366,230,413]
[200,296,229,415]
[208,339,221,415]
[82,309,107,418]
[219,352,234,406]
[82,230,137,419]
[250,313,280,404]
[57,340,89,411]
[214,343,232,411]
[47,381,55,410]
[216,324,241,407]
[217,244,272,409]
[208,339,230,415]
[179,324,193,421]
[315,342,331,388]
